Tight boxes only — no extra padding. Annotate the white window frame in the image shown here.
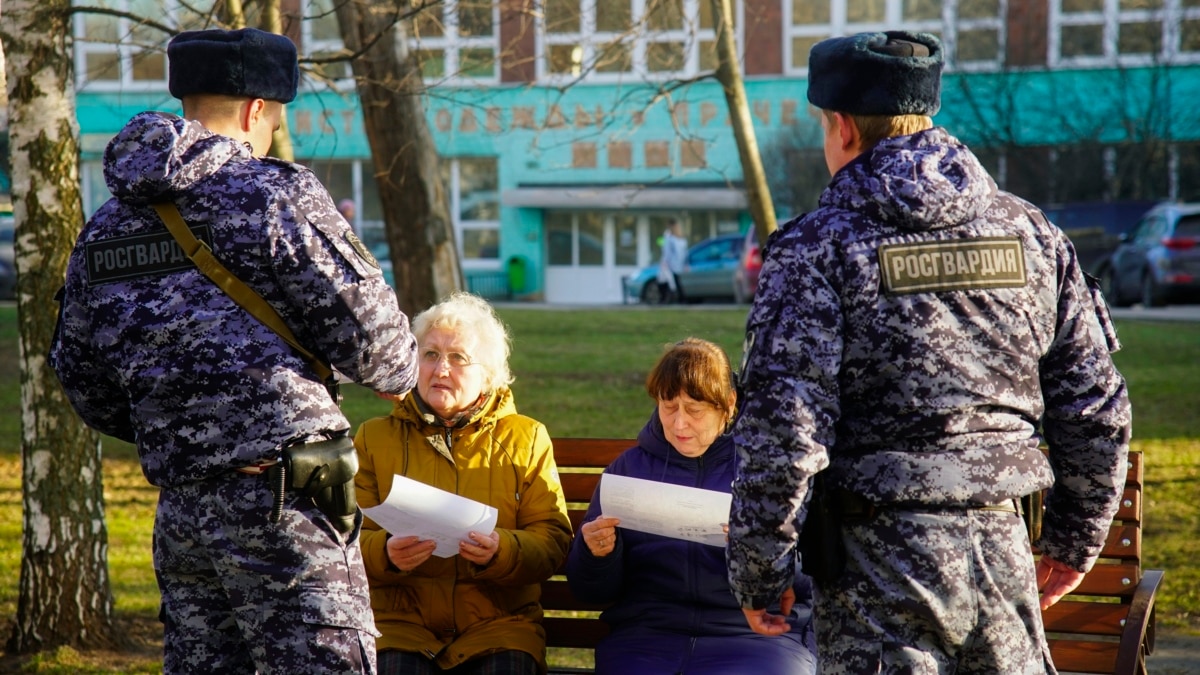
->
[1049,0,1200,68]
[410,0,501,85]
[303,0,356,89]
[783,0,1007,75]
[536,0,744,84]
[445,158,502,269]
[73,0,182,92]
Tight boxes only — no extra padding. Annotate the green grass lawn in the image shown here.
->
[1,304,1198,672]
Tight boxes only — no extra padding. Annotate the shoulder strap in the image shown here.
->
[153,202,334,383]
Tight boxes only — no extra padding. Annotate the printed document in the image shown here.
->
[362,475,498,558]
[599,473,730,547]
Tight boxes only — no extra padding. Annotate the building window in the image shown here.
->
[411,0,500,82]
[1177,142,1200,200]
[291,158,498,267]
[443,158,501,265]
[73,0,205,90]
[304,0,355,85]
[537,0,739,82]
[80,161,114,216]
[1051,0,1200,66]
[785,0,1005,73]
[546,212,606,265]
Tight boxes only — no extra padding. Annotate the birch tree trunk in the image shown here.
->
[1,0,118,653]
[335,0,461,316]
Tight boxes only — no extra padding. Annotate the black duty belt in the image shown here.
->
[832,489,1022,520]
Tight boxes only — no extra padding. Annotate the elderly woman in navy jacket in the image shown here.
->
[566,338,816,674]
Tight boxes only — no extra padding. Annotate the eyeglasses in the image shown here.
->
[421,350,477,372]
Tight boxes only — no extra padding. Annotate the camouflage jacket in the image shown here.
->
[727,127,1131,609]
[50,111,419,488]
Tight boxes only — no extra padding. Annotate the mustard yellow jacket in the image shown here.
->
[354,387,571,671]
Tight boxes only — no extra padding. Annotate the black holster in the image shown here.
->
[797,473,846,585]
[267,436,359,535]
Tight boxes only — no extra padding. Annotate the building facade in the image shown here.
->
[68,0,1200,303]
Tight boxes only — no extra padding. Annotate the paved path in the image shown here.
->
[1148,632,1200,674]
[1109,305,1200,322]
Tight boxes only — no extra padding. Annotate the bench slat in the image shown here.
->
[1069,563,1143,597]
[560,473,602,503]
[1098,524,1141,560]
[1047,639,1118,675]
[544,617,610,649]
[1042,599,1130,637]
[552,439,630,468]
[542,579,611,611]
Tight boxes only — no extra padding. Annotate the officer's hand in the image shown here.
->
[1036,555,1085,609]
[581,516,621,557]
[386,535,437,572]
[460,531,500,565]
[741,587,795,636]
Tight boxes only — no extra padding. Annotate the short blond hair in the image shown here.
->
[412,292,514,392]
[821,108,933,150]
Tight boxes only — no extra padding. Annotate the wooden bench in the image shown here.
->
[544,439,625,674]
[1033,451,1164,675]
[542,440,1162,675]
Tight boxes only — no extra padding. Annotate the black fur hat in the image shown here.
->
[807,31,943,116]
[167,27,299,103]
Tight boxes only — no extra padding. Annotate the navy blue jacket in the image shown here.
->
[566,410,813,641]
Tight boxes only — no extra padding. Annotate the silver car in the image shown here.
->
[1101,202,1200,307]
[623,233,748,304]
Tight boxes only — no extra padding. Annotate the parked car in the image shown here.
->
[732,227,762,304]
[0,214,15,300]
[1044,200,1156,277]
[624,233,753,304]
[1100,202,1200,307]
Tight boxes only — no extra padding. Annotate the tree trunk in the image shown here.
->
[708,0,777,242]
[335,0,461,316]
[1,0,119,653]
[258,0,296,161]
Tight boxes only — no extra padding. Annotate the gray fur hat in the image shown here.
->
[167,27,299,103]
[807,31,943,116]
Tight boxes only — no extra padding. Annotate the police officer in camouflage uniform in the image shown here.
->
[726,31,1131,674]
[49,27,419,674]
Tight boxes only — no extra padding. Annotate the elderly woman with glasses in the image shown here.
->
[354,292,572,675]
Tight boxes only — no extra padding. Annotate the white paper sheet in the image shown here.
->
[599,473,731,547]
[362,474,498,558]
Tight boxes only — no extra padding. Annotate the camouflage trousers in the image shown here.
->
[154,470,379,674]
[814,506,1054,674]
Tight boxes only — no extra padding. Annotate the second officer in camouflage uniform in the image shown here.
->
[726,31,1131,673]
[50,28,419,674]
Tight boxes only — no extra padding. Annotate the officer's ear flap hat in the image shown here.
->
[167,27,299,103]
[806,30,943,116]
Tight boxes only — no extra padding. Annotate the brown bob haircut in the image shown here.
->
[645,338,737,414]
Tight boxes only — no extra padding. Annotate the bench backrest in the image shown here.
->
[1037,451,1159,674]
[544,438,628,649]
[544,440,1155,674]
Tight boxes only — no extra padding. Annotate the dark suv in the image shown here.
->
[1101,202,1200,307]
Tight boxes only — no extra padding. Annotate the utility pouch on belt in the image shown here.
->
[798,473,846,585]
[268,436,359,535]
